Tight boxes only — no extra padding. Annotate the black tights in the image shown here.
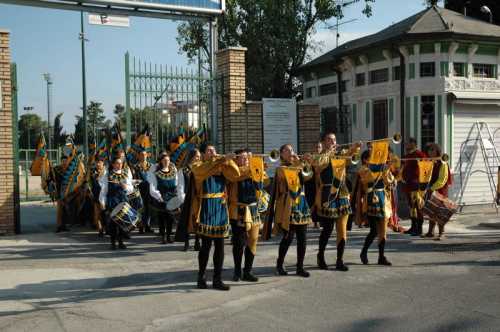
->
[156,209,175,238]
[231,222,255,275]
[361,216,386,257]
[108,220,126,245]
[198,236,225,281]
[277,224,307,270]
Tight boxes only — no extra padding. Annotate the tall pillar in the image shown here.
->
[0,29,16,235]
[216,47,247,153]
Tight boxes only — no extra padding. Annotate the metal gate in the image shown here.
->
[125,52,211,155]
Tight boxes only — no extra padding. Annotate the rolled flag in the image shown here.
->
[127,125,152,165]
[30,134,50,176]
[59,141,86,200]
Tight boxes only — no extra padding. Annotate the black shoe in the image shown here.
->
[138,228,144,234]
[317,253,328,270]
[197,277,208,289]
[296,269,310,278]
[378,256,392,266]
[276,263,288,276]
[161,234,167,244]
[213,280,230,291]
[194,240,201,251]
[123,233,131,240]
[118,242,127,250]
[242,271,259,282]
[98,231,104,238]
[56,225,69,233]
[232,274,241,282]
[110,243,117,250]
[166,236,174,244]
[335,259,349,272]
[360,251,369,265]
[182,242,189,252]
[145,226,154,233]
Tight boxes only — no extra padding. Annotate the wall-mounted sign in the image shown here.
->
[262,98,298,154]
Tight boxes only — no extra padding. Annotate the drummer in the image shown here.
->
[133,150,154,234]
[99,155,134,250]
[148,152,185,244]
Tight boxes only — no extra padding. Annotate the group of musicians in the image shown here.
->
[54,130,451,291]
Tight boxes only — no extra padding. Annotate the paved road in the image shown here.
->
[0,202,499,331]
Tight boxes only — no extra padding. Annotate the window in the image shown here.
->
[321,107,337,134]
[372,100,388,140]
[341,80,348,93]
[356,73,365,86]
[393,66,401,81]
[473,63,496,78]
[319,82,337,96]
[421,95,435,148]
[369,68,389,84]
[305,86,316,98]
[453,62,465,77]
[420,62,435,77]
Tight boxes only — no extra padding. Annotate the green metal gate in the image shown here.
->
[124,52,211,155]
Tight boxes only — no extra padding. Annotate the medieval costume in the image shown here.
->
[313,154,352,271]
[134,160,153,233]
[91,164,107,237]
[227,166,267,282]
[271,162,312,278]
[424,159,451,239]
[189,157,240,290]
[402,148,427,236]
[148,163,185,244]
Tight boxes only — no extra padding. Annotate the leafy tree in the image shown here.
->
[113,104,125,117]
[18,113,47,150]
[176,0,375,100]
[53,113,67,148]
[87,101,107,140]
[73,115,85,146]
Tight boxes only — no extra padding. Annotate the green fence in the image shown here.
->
[18,149,61,202]
[125,52,211,155]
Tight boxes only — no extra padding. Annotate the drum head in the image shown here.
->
[111,202,128,217]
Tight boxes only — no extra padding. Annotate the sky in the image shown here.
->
[0,0,439,131]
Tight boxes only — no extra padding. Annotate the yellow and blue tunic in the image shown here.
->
[228,168,265,227]
[99,170,132,211]
[359,165,395,219]
[148,165,184,210]
[190,158,240,238]
[313,155,352,219]
[271,163,312,233]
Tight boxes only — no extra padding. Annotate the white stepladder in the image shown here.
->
[457,122,500,213]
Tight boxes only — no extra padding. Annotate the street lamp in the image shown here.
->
[42,73,52,151]
[481,5,493,24]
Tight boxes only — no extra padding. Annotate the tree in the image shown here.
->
[113,104,125,118]
[18,113,47,150]
[53,113,67,148]
[176,0,375,100]
[73,115,85,146]
[424,0,440,7]
[87,101,107,140]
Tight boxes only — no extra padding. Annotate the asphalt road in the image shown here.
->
[0,202,499,332]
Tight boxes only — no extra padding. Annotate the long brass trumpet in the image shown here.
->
[400,153,449,162]
[251,149,280,163]
[284,158,314,177]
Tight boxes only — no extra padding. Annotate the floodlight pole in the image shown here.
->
[80,11,89,157]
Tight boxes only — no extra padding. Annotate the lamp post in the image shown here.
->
[481,5,493,24]
[79,11,89,157]
[42,73,52,151]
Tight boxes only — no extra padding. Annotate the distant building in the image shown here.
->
[296,5,500,206]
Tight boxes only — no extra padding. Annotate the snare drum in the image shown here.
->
[110,202,140,232]
[127,190,144,211]
[423,192,458,226]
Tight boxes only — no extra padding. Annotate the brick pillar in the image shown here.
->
[216,47,247,153]
[298,103,321,154]
[246,101,263,153]
[0,29,15,235]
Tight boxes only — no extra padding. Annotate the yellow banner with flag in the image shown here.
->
[282,167,300,194]
[250,156,265,183]
[418,160,434,184]
[330,158,346,181]
[368,140,389,166]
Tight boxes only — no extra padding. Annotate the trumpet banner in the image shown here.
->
[250,156,265,183]
[282,167,300,196]
[368,140,389,166]
[330,158,346,182]
[418,160,434,184]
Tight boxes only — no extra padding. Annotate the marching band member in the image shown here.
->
[99,156,134,250]
[423,143,451,240]
[148,152,185,244]
[387,147,405,233]
[352,151,370,228]
[305,142,322,229]
[402,137,427,236]
[91,157,107,237]
[228,149,266,282]
[177,148,202,251]
[313,132,356,271]
[359,144,396,266]
[190,143,240,290]
[134,150,154,234]
[271,144,312,278]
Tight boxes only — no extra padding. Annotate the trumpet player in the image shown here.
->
[270,144,312,278]
[227,149,267,282]
[402,138,427,236]
[191,143,240,291]
[313,132,357,271]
